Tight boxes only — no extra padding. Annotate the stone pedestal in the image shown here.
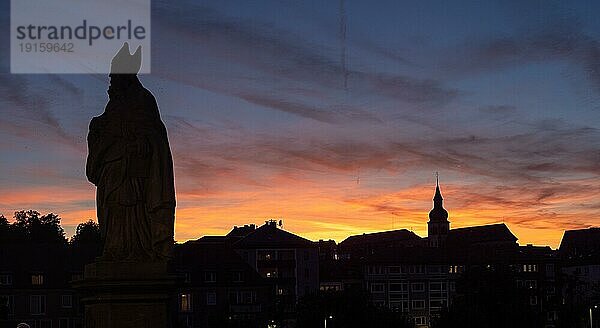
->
[74,261,176,328]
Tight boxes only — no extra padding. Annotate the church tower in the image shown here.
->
[428,174,450,247]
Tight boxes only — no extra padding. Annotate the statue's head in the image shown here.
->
[109,43,142,99]
[110,42,141,75]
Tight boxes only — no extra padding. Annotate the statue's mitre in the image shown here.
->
[110,42,142,74]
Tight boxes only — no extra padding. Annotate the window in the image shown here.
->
[449,281,456,292]
[183,272,191,283]
[0,274,13,285]
[371,283,385,293]
[525,280,537,289]
[232,271,243,282]
[411,282,425,292]
[389,266,401,274]
[530,295,538,305]
[258,250,275,261]
[30,295,46,314]
[429,282,447,291]
[179,293,192,312]
[32,274,44,285]
[409,265,425,274]
[545,264,555,277]
[547,311,558,321]
[449,265,464,274]
[546,286,555,294]
[389,282,408,292]
[61,295,73,308]
[390,301,409,312]
[264,269,278,278]
[522,264,538,272]
[430,299,447,308]
[1,295,14,315]
[368,266,385,275]
[414,316,427,325]
[204,272,216,283]
[206,291,216,306]
[241,291,255,304]
[412,300,425,309]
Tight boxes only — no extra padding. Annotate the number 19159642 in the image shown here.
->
[19,42,74,53]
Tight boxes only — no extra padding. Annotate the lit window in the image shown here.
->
[0,274,13,285]
[449,265,464,274]
[264,269,278,278]
[414,316,427,325]
[31,274,44,285]
[523,264,538,272]
[61,295,73,308]
[30,295,46,314]
[179,293,192,312]
[206,291,216,306]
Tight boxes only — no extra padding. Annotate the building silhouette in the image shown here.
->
[1,182,599,328]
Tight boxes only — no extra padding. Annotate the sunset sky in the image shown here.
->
[1,0,600,248]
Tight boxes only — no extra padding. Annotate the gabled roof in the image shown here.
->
[446,223,517,247]
[339,229,422,247]
[559,227,600,256]
[233,223,315,249]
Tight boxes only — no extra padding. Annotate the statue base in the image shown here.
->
[74,261,176,328]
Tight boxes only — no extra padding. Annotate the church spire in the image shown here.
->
[428,172,450,247]
[434,172,443,203]
[429,173,448,221]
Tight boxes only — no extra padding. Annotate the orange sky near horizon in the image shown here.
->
[1,172,596,249]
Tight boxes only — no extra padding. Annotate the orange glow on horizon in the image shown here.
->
[1,177,596,249]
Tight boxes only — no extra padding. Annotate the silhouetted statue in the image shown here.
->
[86,43,175,262]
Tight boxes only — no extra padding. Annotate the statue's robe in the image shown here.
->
[86,79,175,261]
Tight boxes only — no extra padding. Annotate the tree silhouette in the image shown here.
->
[10,210,66,243]
[70,219,101,245]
